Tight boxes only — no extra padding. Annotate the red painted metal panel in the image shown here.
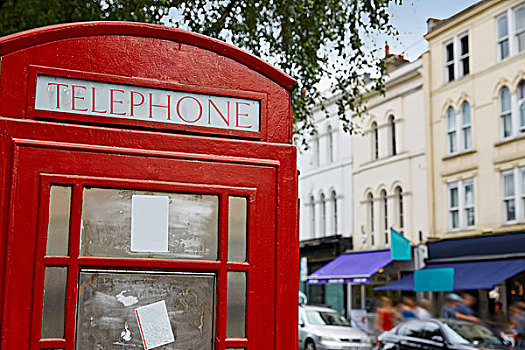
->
[0,21,298,350]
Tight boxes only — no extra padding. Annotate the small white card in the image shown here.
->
[135,300,175,350]
[131,195,169,252]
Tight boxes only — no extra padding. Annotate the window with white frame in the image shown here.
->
[447,103,472,155]
[389,115,397,156]
[331,191,338,235]
[444,33,469,83]
[320,193,326,236]
[501,167,525,224]
[395,186,404,234]
[500,87,513,139]
[497,4,525,60]
[310,196,316,237]
[381,190,389,244]
[372,122,379,160]
[448,179,475,231]
[498,83,525,140]
[328,126,334,163]
[367,192,375,245]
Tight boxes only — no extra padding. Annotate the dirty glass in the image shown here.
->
[80,188,218,259]
[228,197,247,262]
[41,267,67,338]
[76,270,215,349]
[46,186,71,256]
[226,272,246,338]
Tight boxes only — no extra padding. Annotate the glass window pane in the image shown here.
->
[447,108,456,129]
[506,199,516,221]
[504,174,515,197]
[450,187,458,208]
[446,43,454,62]
[448,65,455,82]
[41,267,67,338]
[228,197,247,262]
[462,57,469,76]
[451,210,459,228]
[465,184,474,206]
[516,7,525,31]
[503,114,513,137]
[462,103,471,125]
[500,40,510,60]
[518,32,525,53]
[448,131,457,153]
[466,208,475,226]
[227,272,246,338]
[46,186,71,256]
[498,15,508,38]
[461,36,469,55]
[76,271,215,349]
[463,127,472,150]
[501,88,511,112]
[80,188,218,260]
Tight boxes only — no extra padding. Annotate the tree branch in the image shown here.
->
[203,0,238,36]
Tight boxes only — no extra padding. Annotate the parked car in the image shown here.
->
[377,319,511,350]
[299,304,372,350]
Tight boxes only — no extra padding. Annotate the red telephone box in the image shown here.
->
[0,22,298,350]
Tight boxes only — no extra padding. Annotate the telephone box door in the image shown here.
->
[2,140,277,350]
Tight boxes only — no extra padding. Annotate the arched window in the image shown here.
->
[310,196,316,237]
[372,122,379,160]
[500,87,512,138]
[395,187,404,234]
[331,191,338,235]
[368,193,374,245]
[328,125,334,162]
[519,81,525,133]
[381,190,388,245]
[446,107,457,154]
[389,115,397,156]
[461,102,472,150]
[314,137,320,166]
[320,193,326,236]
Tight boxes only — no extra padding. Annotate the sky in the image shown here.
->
[387,0,480,61]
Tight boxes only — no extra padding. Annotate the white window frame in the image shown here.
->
[519,82,525,133]
[446,102,472,155]
[367,193,375,246]
[381,190,389,245]
[497,4,525,61]
[328,126,334,163]
[499,85,525,140]
[395,187,404,235]
[331,191,338,235]
[310,196,316,238]
[502,167,525,224]
[320,193,326,236]
[444,32,469,83]
[448,179,475,231]
[372,122,379,160]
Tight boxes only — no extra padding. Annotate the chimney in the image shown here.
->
[426,18,442,33]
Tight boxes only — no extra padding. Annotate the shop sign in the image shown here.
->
[35,75,260,132]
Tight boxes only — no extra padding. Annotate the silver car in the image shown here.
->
[299,305,372,350]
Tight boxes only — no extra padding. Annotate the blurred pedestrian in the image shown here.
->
[442,293,461,319]
[456,293,482,323]
[376,296,395,332]
[487,301,507,335]
[416,299,432,319]
[400,296,418,321]
[510,302,525,349]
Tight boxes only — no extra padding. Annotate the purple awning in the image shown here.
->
[307,250,392,284]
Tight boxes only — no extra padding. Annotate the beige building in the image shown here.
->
[424,0,525,239]
[353,56,429,251]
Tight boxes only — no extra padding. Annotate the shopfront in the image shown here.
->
[0,22,298,350]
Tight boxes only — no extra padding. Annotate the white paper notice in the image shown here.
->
[131,195,169,252]
[135,300,175,350]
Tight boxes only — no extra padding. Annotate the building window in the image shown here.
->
[500,87,513,139]
[310,196,316,237]
[314,137,320,166]
[332,191,338,235]
[389,115,397,156]
[447,103,472,155]
[381,190,389,244]
[502,167,525,224]
[320,193,326,236]
[328,126,334,163]
[395,187,404,234]
[519,82,525,133]
[372,122,379,160]
[448,179,475,231]
[368,193,374,245]
[445,33,469,83]
[497,5,525,60]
